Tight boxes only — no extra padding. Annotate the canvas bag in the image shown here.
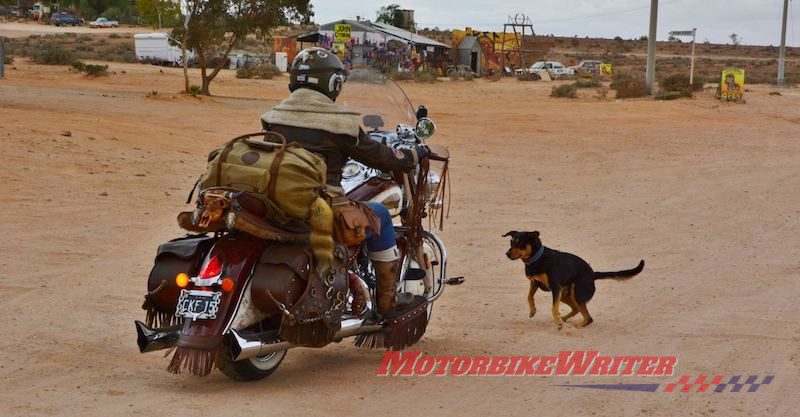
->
[199,132,326,221]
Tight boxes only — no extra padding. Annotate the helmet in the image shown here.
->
[289,47,348,101]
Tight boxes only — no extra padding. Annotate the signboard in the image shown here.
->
[720,69,745,102]
[669,30,696,37]
[599,64,613,77]
[334,24,351,43]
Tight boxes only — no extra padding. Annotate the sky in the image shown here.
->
[311,0,798,47]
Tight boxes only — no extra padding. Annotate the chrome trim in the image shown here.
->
[423,230,448,303]
[135,321,181,353]
[229,319,383,361]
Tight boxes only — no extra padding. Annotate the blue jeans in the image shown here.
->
[364,201,396,253]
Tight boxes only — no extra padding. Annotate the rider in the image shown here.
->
[260,47,429,315]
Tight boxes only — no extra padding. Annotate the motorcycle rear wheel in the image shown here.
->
[216,340,286,381]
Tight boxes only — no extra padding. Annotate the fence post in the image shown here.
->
[0,36,5,80]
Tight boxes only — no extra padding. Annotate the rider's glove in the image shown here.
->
[414,145,431,161]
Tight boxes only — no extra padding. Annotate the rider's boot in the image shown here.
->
[374,260,414,315]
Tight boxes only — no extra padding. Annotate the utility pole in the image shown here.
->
[778,0,789,86]
[645,0,659,95]
[0,36,5,80]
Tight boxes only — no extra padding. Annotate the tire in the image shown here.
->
[216,336,287,381]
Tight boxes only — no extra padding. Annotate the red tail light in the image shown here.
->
[199,256,222,278]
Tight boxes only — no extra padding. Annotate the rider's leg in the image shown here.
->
[364,202,412,314]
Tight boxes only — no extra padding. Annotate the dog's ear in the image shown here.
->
[502,231,517,238]
[527,231,540,240]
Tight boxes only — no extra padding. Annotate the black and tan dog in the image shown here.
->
[503,231,644,330]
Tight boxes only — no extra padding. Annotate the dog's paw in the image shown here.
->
[556,323,563,331]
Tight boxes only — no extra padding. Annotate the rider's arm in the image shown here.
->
[335,128,421,172]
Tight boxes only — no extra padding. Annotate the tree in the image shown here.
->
[136,0,182,29]
[174,0,313,96]
[729,33,741,47]
[376,4,402,27]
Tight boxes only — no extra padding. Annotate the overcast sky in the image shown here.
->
[311,0,797,47]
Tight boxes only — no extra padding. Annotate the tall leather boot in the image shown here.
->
[374,260,414,315]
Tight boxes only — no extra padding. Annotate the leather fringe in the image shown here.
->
[383,299,429,351]
[166,347,217,376]
[144,307,181,329]
[280,319,336,348]
[354,331,385,349]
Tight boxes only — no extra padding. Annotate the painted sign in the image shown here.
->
[720,68,745,101]
[599,64,613,77]
[334,24,351,43]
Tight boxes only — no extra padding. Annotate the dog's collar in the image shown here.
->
[525,246,546,265]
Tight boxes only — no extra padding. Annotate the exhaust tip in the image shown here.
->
[135,320,154,353]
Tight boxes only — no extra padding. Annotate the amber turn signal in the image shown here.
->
[176,273,190,288]
[220,278,235,293]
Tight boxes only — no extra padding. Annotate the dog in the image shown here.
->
[503,231,644,330]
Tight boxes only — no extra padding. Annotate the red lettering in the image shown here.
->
[376,351,421,376]
[488,356,510,376]
[555,351,598,375]
[468,356,491,375]
[654,357,677,376]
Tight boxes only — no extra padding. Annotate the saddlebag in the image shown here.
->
[143,235,217,328]
[330,196,380,246]
[250,243,311,317]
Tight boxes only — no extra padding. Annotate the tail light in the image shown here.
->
[199,256,222,278]
[175,272,190,288]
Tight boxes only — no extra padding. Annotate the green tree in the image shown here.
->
[174,0,312,96]
[136,0,181,29]
[376,4,402,27]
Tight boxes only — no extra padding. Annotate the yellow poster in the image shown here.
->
[599,64,613,77]
[720,68,745,101]
[334,24,351,43]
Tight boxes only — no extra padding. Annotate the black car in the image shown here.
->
[51,12,84,26]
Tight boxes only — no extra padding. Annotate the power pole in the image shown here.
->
[645,0,659,95]
[778,0,789,86]
[0,36,5,80]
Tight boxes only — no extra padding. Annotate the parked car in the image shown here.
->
[567,60,603,75]
[89,17,118,28]
[51,12,84,26]
[529,61,567,79]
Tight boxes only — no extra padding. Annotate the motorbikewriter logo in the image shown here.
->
[376,351,774,393]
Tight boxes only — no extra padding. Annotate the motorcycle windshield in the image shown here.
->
[337,67,416,132]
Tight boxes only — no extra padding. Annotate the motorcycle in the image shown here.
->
[135,67,463,381]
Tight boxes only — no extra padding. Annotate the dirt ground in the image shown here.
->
[1,56,799,417]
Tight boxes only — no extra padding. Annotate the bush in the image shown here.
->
[659,73,704,94]
[3,55,12,65]
[611,72,648,98]
[188,85,202,97]
[32,44,73,65]
[84,64,109,76]
[654,91,686,101]
[551,83,577,98]
[70,61,85,71]
[235,64,280,79]
[516,72,540,81]
[389,71,414,81]
[575,76,600,88]
[462,71,475,81]
[414,69,439,83]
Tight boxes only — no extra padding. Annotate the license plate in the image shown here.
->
[175,290,221,321]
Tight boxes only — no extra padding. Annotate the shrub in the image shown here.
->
[109,33,120,39]
[32,44,73,65]
[596,87,609,100]
[147,90,158,97]
[575,76,600,88]
[414,69,439,83]
[551,83,577,98]
[659,73,704,94]
[611,72,648,98]
[188,85,202,97]
[83,64,109,76]
[462,71,475,81]
[516,72,540,81]
[389,71,414,81]
[235,64,280,79]
[654,91,686,100]
[70,61,85,71]
[3,55,12,65]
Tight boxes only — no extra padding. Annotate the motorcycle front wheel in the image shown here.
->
[216,338,287,381]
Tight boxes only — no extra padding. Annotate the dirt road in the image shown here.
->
[0,21,149,38]
[1,59,798,417]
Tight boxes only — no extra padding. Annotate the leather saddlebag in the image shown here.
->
[250,243,310,316]
[143,235,217,328]
[330,196,380,246]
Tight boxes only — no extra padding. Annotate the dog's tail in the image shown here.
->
[594,260,644,281]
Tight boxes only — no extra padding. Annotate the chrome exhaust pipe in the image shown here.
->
[230,318,383,361]
[135,321,181,353]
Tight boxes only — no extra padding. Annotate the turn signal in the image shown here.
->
[220,278,235,293]
[176,273,190,288]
